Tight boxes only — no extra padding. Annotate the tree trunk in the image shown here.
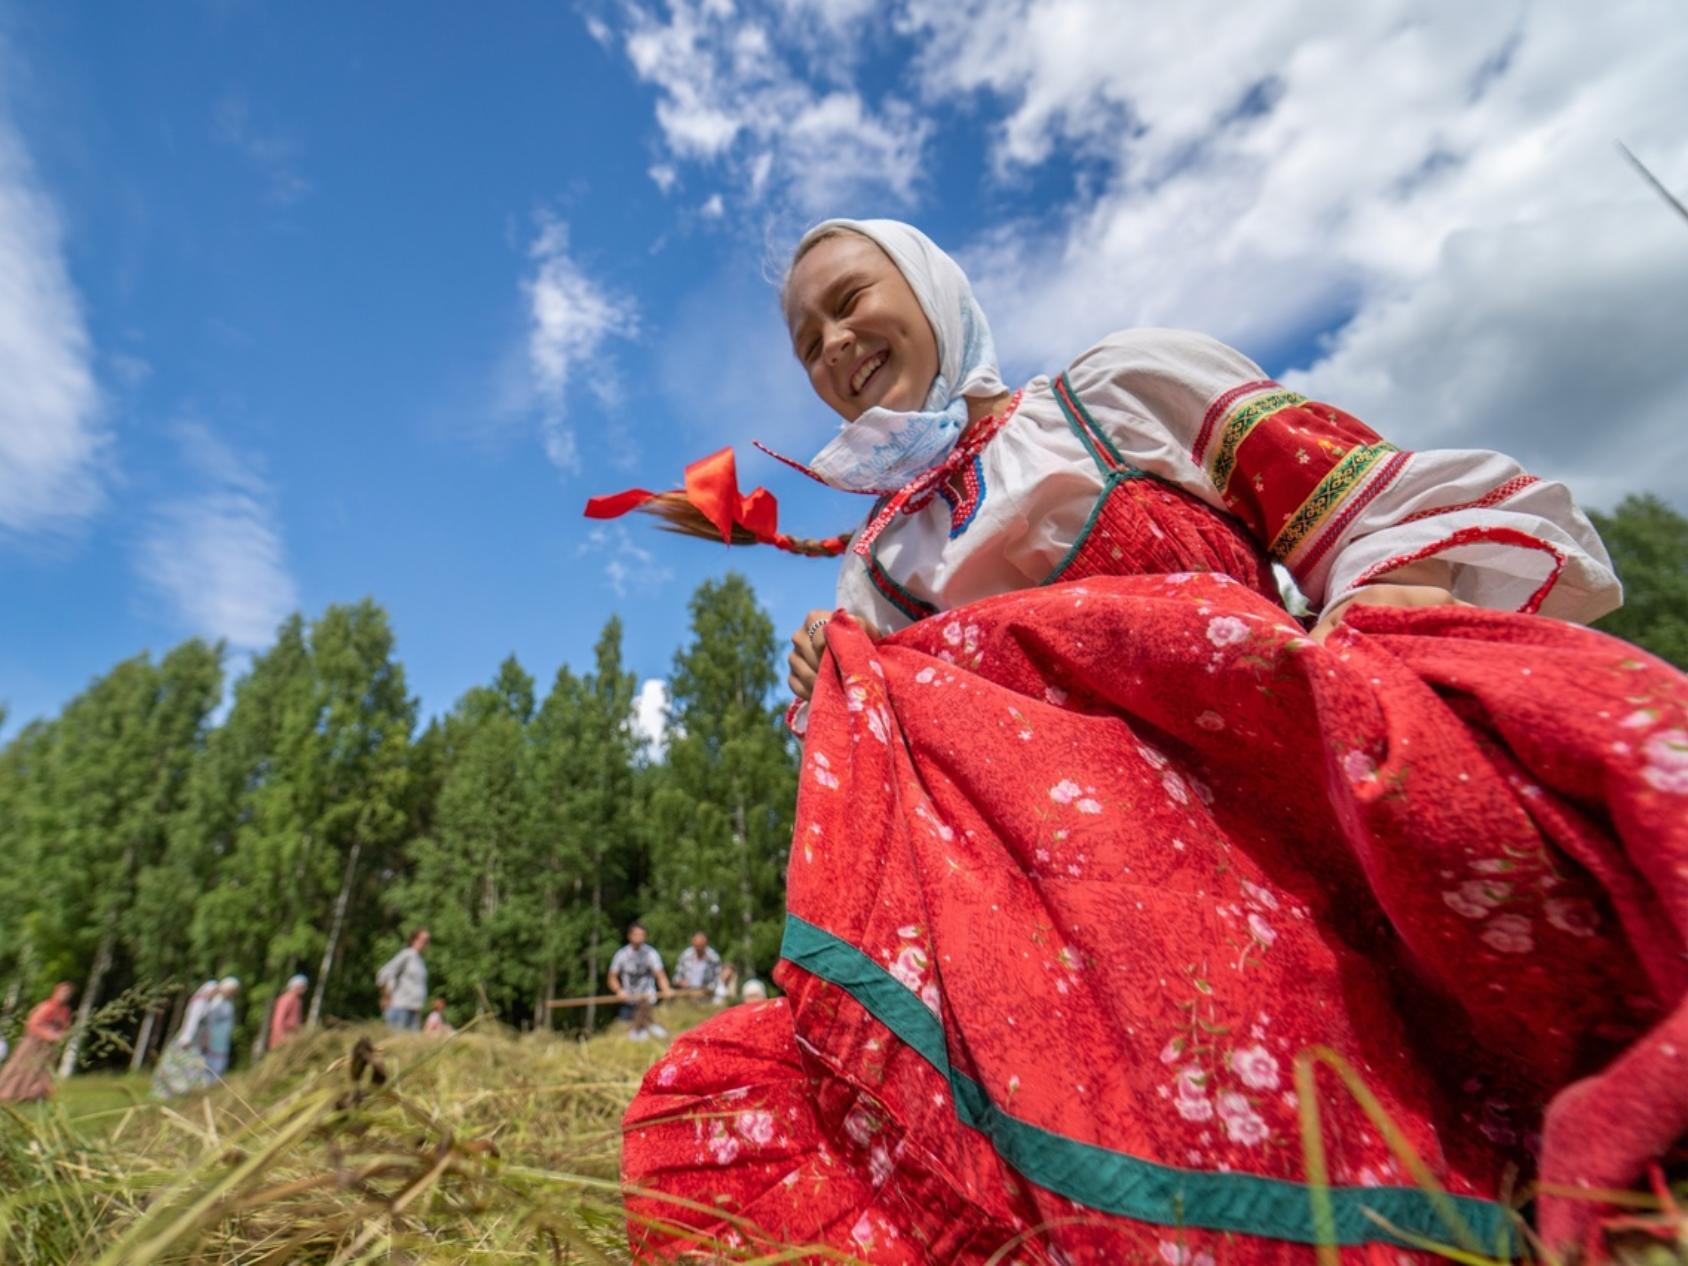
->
[60,921,117,1077]
[128,1009,159,1073]
[309,839,362,1025]
[251,998,271,1063]
[537,882,559,1031]
[585,871,603,1030]
[734,799,754,969]
[165,987,187,1044]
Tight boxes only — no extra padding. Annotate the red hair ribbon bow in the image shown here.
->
[583,447,846,556]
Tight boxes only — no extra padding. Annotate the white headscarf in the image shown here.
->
[287,973,308,990]
[787,219,1007,494]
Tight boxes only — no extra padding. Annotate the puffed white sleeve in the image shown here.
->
[834,525,911,633]
[1061,329,1621,622]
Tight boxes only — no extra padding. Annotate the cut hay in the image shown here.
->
[0,1008,717,1265]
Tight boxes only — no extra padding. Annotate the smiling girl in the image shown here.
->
[594,220,1688,1262]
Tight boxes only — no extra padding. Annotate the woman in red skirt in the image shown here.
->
[592,219,1687,1262]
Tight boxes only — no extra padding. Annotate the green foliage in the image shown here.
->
[0,577,799,1073]
[644,574,797,980]
[1592,494,1688,668]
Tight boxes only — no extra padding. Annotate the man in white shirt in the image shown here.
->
[607,922,672,1040]
[673,931,737,1003]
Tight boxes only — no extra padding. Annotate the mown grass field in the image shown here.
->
[0,1006,720,1265]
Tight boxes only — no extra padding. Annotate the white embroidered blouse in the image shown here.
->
[833,329,1619,634]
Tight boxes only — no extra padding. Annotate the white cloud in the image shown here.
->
[893,0,1688,506]
[0,107,107,540]
[605,0,929,219]
[524,215,637,474]
[138,423,298,650]
[633,677,669,758]
[579,523,674,597]
[211,93,310,205]
[649,162,680,194]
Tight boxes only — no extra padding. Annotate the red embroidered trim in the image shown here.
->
[1395,475,1541,526]
[1053,375,1122,471]
[1292,449,1412,578]
[1192,378,1278,465]
[851,391,1025,557]
[1351,524,1566,615]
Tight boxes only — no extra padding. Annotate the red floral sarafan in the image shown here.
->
[621,504,1685,1264]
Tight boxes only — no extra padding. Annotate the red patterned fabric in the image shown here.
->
[622,501,1688,1262]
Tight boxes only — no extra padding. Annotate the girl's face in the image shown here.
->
[784,233,939,423]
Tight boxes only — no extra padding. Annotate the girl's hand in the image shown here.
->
[788,609,833,701]
[1310,583,1468,643]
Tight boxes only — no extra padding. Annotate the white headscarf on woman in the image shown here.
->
[784,218,1007,494]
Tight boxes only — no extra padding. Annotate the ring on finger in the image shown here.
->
[806,616,830,647]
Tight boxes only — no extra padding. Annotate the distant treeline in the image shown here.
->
[0,573,796,1071]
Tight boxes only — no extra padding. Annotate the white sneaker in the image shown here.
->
[648,1022,669,1038]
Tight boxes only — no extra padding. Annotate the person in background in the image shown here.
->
[376,928,430,1031]
[204,977,240,1077]
[737,978,768,1004]
[268,974,308,1050]
[0,982,74,1103]
[152,980,218,1098]
[423,997,454,1037]
[672,931,722,999]
[607,922,672,1041]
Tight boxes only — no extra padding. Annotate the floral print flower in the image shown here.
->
[843,1103,880,1147]
[736,1111,775,1146]
[1454,879,1509,914]
[1230,1044,1281,1090]
[706,1122,741,1165]
[1163,771,1190,806]
[890,945,929,992]
[1076,796,1104,815]
[1049,779,1082,805]
[1159,1037,1185,1066]
[1159,1241,1216,1266]
[1341,749,1378,784]
[1044,685,1069,706]
[1481,913,1534,954]
[1247,913,1278,946]
[809,751,839,789]
[1216,1092,1270,1144]
[1174,1069,1214,1122]
[1443,888,1490,919]
[1196,710,1226,731]
[1544,898,1599,938]
[921,982,942,1015]
[1206,616,1249,648]
[1642,728,1688,794]
[1241,881,1279,911]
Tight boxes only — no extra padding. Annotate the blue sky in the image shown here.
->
[3,1,1685,742]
